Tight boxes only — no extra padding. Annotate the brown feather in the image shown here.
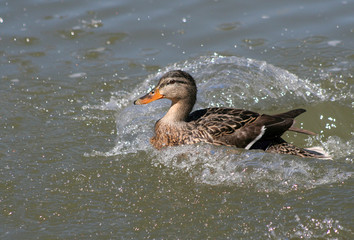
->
[134,70,327,158]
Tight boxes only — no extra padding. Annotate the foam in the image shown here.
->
[148,144,351,193]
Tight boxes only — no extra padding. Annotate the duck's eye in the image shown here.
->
[150,90,155,94]
[170,80,176,84]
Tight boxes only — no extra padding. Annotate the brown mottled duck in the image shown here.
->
[134,70,328,158]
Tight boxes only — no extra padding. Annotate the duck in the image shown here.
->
[134,70,328,158]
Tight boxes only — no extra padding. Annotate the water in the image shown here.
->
[1,0,353,239]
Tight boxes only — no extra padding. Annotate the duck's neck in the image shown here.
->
[161,98,195,123]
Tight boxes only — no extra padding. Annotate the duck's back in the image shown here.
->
[187,107,303,149]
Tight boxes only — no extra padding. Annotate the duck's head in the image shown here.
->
[134,70,197,105]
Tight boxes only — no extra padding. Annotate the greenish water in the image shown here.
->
[1,0,353,239]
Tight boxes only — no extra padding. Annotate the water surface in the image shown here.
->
[1,0,353,239]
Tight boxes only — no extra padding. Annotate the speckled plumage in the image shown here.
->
[134,70,328,158]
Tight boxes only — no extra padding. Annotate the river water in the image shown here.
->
[1,0,353,239]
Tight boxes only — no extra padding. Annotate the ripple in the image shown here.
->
[216,22,241,31]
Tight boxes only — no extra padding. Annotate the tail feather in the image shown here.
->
[288,126,316,136]
[266,142,331,159]
[272,109,317,135]
[304,146,332,159]
[272,109,306,119]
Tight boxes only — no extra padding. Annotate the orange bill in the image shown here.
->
[134,88,164,105]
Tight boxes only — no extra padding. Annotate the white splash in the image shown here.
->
[327,40,341,47]
[69,72,87,78]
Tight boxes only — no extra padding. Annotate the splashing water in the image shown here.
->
[83,54,353,192]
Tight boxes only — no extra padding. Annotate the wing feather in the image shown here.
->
[188,107,309,149]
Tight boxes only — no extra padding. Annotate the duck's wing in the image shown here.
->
[188,108,308,149]
[188,108,260,147]
[188,108,258,129]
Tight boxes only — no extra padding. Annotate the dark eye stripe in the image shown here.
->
[170,80,187,85]
[159,78,188,88]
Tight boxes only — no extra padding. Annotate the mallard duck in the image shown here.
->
[134,70,327,158]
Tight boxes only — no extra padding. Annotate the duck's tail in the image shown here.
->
[303,146,332,159]
[288,126,316,136]
[266,142,331,159]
